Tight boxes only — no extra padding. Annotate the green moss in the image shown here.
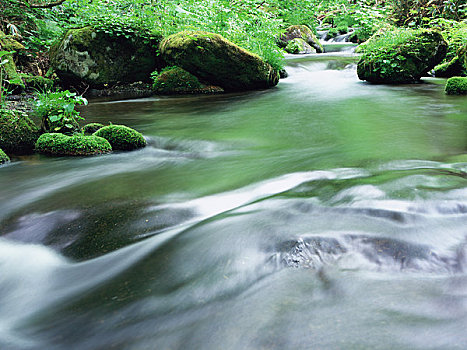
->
[0,148,9,164]
[160,31,279,92]
[154,66,201,92]
[0,110,40,154]
[285,38,314,54]
[93,125,146,151]
[445,77,467,95]
[82,123,105,135]
[357,29,447,83]
[153,66,223,94]
[35,133,112,156]
[20,74,54,90]
[50,26,158,87]
[434,45,467,78]
[0,30,24,89]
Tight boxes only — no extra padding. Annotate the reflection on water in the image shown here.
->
[0,53,467,349]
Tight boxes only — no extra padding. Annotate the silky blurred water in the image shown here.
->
[0,53,466,349]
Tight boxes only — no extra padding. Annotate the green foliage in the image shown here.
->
[0,109,40,154]
[35,132,112,156]
[93,125,146,151]
[0,147,10,164]
[390,0,466,26]
[445,76,467,94]
[33,90,87,134]
[59,0,285,70]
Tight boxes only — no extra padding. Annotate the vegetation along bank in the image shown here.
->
[0,0,466,161]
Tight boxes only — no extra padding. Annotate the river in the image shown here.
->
[1,51,467,349]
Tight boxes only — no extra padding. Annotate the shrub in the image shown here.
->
[93,125,146,151]
[35,133,112,156]
[33,90,87,134]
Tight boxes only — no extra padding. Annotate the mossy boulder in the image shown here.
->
[445,77,467,95]
[434,45,467,78]
[153,66,224,94]
[20,74,54,90]
[285,38,315,54]
[0,148,10,164]
[279,25,324,53]
[0,110,40,154]
[357,29,447,84]
[49,26,158,87]
[0,30,25,89]
[159,31,279,92]
[82,123,104,135]
[93,125,146,151]
[35,133,112,156]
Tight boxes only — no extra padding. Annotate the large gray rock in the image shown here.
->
[279,25,324,53]
[49,27,158,87]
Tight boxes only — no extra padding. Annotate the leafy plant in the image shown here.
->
[33,89,87,134]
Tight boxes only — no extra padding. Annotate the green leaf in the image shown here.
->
[49,115,61,122]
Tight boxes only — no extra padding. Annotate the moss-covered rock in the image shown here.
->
[279,25,324,53]
[82,123,105,135]
[0,30,25,89]
[35,133,112,156]
[0,148,10,164]
[159,31,279,92]
[434,45,467,78]
[20,74,54,90]
[285,38,315,54]
[153,66,223,94]
[49,26,158,87]
[445,77,467,95]
[0,110,40,154]
[93,125,146,151]
[357,29,447,84]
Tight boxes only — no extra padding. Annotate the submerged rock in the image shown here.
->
[35,133,112,156]
[0,148,10,164]
[445,77,467,95]
[82,123,104,135]
[93,125,146,151]
[153,66,223,94]
[279,25,324,53]
[49,26,158,87]
[0,110,40,154]
[159,31,279,92]
[285,38,315,54]
[357,29,447,83]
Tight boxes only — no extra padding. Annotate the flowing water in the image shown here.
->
[1,52,467,350]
